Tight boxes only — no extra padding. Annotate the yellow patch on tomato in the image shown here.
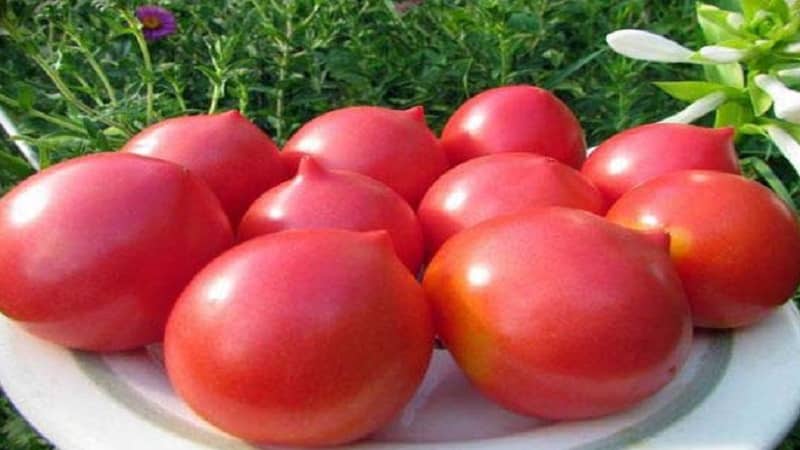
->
[666,226,693,260]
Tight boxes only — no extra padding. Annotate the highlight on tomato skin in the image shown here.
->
[164,229,434,447]
[0,152,234,351]
[440,85,586,168]
[581,123,740,205]
[423,207,692,420]
[281,105,448,207]
[607,170,800,329]
[238,156,425,273]
[121,110,288,226]
[418,152,605,257]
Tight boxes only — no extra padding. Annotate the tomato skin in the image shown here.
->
[281,106,448,206]
[581,124,740,204]
[418,153,605,256]
[440,85,585,167]
[607,170,800,328]
[0,153,233,351]
[423,207,691,419]
[239,157,424,273]
[164,229,433,446]
[121,110,287,225]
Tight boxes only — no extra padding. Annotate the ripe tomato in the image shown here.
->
[418,153,605,256]
[423,207,691,419]
[121,110,287,225]
[165,229,433,446]
[0,153,233,351]
[607,170,800,328]
[582,124,740,204]
[281,106,448,206]
[239,157,424,273]
[440,85,585,167]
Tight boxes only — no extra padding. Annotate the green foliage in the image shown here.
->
[0,0,701,172]
[0,393,50,450]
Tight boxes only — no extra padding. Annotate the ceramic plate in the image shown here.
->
[1,302,800,450]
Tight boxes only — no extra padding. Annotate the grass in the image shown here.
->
[0,0,799,449]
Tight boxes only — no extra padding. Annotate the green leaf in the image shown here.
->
[741,0,770,21]
[16,85,34,111]
[653,81,741,102]
[714,100,754,128]
[544,48,605,89]
[506,12,539,33]
[696,3,745,42]
[748,73,773,116]
[704,63,745,88]
[0,150,34,177]
[743,156,798,211]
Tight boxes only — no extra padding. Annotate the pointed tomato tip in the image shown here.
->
[220,110,245,120]
[297,156,328,179]
[403,106,426,124]
[636,229,671,253]
[714,126,736,141]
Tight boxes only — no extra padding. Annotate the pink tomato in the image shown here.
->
[440,85,585,167]
[0,153,233,350]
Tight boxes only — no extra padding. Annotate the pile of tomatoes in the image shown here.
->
[1,85,799,447]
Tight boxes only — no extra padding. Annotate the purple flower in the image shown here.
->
[135,5,176,42]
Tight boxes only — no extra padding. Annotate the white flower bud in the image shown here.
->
[755,74,800,124]
[606,29,694,63]
[778,67,800,81]
[726,13,745,29]
[698,46,747,63]
[783,42,800,54]
[765,125,800,176]
[659,92,727,124]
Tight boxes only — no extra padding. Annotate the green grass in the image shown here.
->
[0,0,799,448]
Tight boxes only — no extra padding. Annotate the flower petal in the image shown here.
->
[698,45,747,63]
[606,29,694,63]
[765,125,800,176]
[659,91,727,124]
[755,74,800,124]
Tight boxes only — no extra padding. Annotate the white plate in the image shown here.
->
[1,303,800,450]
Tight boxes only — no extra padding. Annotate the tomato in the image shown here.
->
[281,106,448,206]
[423,207,691,419]
[440,85,585,167]
[582,124,740,204]
[606,170,800,328]
[121,110,287,225]
[418,153,605,256]
[0,153,233,351]
[164,229,433,446]
[239,156,424,273]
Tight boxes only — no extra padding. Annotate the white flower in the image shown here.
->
[778,67,800,81]
[607,29,747,64]
[659,92,728,124]
[783,41,800,54]
[606,29,694,63]
[765,125,800,176]
[754,74,800,124]
[726,12,745,29]
[698,45,747,63]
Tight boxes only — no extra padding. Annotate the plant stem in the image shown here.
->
[275,12,294,142]
[208,83,221,114]
[68,31,118,106]
[0,94,86,134]
[123,11,155,124]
